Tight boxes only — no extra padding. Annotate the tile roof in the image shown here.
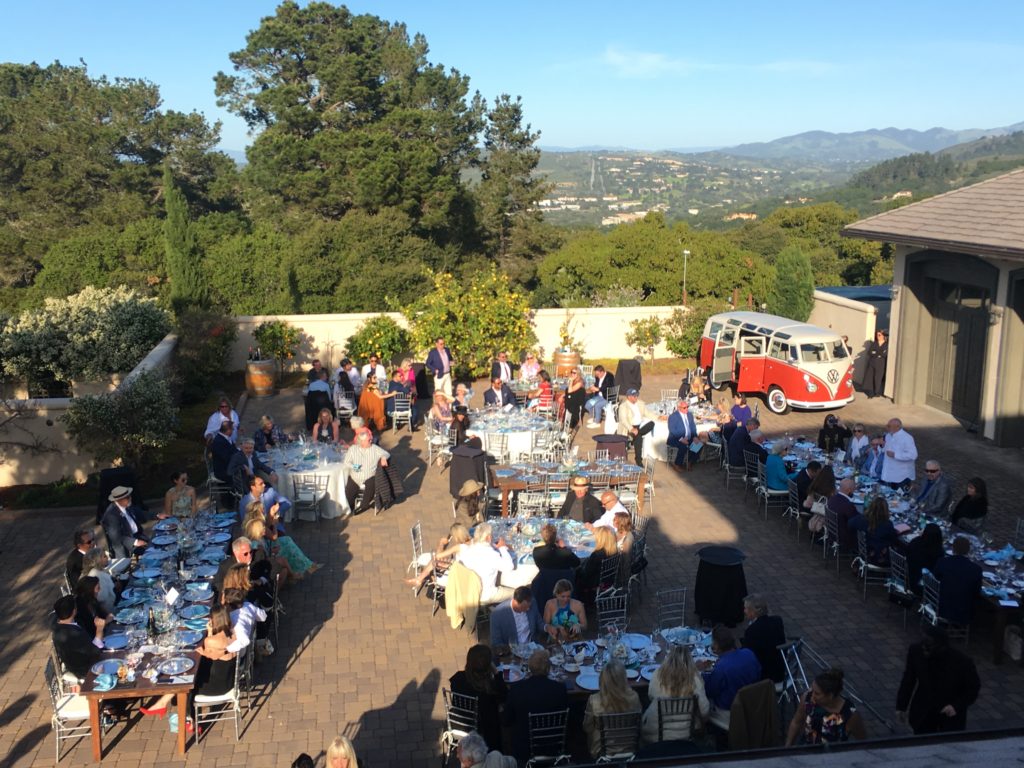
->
[842,167,1024,261]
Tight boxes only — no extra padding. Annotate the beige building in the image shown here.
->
[843,168,1024,446]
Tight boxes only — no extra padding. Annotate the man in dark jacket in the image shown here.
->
[52,595,104,679]
[896,626,980,734]
[503,649,569,761]
[794,461,821,507]
[558,476,602,524]
[740,594,787,683]
[932,536,983,625]
[727,417,759,468]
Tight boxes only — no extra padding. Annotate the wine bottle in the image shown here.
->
[147,607,157,640]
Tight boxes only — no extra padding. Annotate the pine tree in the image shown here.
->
[163,164,205,315]
[769,245,815,321]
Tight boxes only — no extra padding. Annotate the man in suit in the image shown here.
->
[932,536,983,626]
[227,438,278,496]
[52,595,105,679]
[740,594,787,683]
[896,625,980,734]
[490,586,550,648]
[746,429,769,474]
[209,419,240,481]
[483,377,517,408]
[426,336,455,398]
[794,460,821,507]
[584,365,616,428]
[859,434,886,479]
[915,460,952,517]
[827,477,859,553]
[727,417,758,468]
[558,476,602,524]
[490,351,516,384]
[667,399,701,471]
[616,388,654,465]
[214,537,273,607]
[503,649,569,761]
[101,486,149,559]
[66,529,95,586]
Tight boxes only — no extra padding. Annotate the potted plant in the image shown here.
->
[553,314,582,377]
[250,321,301,392]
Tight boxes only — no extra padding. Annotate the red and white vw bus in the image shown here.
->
[698,311,855,414]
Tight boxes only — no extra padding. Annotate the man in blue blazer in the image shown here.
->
[425,336,455,398]
[503,648,569,761]
[490,586,550,648]
[932,536,983,626]
[483,377,517,408]
[667,399,701,470]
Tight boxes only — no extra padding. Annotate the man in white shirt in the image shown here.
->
[307,370,331,395]
[204,398,240,444]
[361,354,387,383]
[458,522,515,605]
[616,389,654,465]
[882,418,917,488]
[591,490,627,531]
[222,587,268,654]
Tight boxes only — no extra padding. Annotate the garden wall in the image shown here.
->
[0,333,178,488]
[807,290,877,384]
[230,306,682,371]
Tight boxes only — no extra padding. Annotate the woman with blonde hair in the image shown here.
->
[582,660,641,757]
[243,501,320,578]
[400,358,416,387]
[577,526,619,596]
[326,735,359,768]
[640,644,710,744]
[312,407,340,444]
[405,522,472,590]
[82,547,117,614]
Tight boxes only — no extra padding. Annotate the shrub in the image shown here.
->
[175,310,238,404]
[404,268,536,379]
[625,317,663,363]
[252,320,302,382]
[62,369,178,471]
[663,297,730,361]
[344,315,409,367]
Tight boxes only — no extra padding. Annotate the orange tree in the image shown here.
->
[404,268,535,379]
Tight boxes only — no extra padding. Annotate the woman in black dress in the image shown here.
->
[448,644,507,751]
[863,330,888,398]
[74,576,113,635]
[951,477,988,527]
[563,368,588,428]
[903,523,944,596]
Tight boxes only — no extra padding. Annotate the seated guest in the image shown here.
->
[341,427,391,515]
[452,382,472,410]
[490,586,549,648]
[519,352,540,381]
[312,407,340,444]
[667,399,701,471]
[584,364,615,427]
[745,429,769,472]
[803,464,836,510]
[849,496,899,566]
[590,491,627,531]
[702,626,761,713]
[558,476,602,524]
[214,537,272,608]
[614,511,635,562]
[333,359,357,409]
[858,434,886,479]
[307,368,331,396]
[582,660,642,758]
[356,372,391,432]
[456,730,516,768]
[847,424,869,465]
[951,477,988,528]
[688,370,711,402]
[526,369,553,411]
[204,398,240,444]
[731,394,752,427]
[306,358,324,383]
[326,737,361,768]
[532,524,581,571]
[932,536,983,626]
[430,391,454,432]
[385,368,418,429]
[616,388,653,465]
[222,587,267,655]
[490,351,516,384]
[66,529,95,586]
[450,646,508,751]
[164,470,198,518]
[239,475,292,523]
[785,668,866,745]
[247,513,321,582]
[82,547,117,615]
[52,595,104,679]
[483,377,517,408]
[361,354,387,383]
[75,576,113,636]
[543,579,587,642]
[641,644,710,745]
[227,438,278,496]
[827,478,859,553]
[459,523,515,606]
[453,478,484,526]
[503,649,569,762]
[740,594,786,683]
[904,523,945,596]
[451,405,471,445]
[727,417,759,468]
[915,460,952,517]
[406,522,472,591]
[795,461,821,507]
[817,414,852,453]
[209,420,240,481]
[101,485,149,559]
[576,527,618,597]
[765,440,798,490]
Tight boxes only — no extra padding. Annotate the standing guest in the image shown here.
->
[616,388,654,465]
[702,626,762,712]
[490,586,549,648]
[307,368,331,397]
[849,496,899,566]
[164,470,198,518]
[66,529,95,586]
[356,372,393,432]
[730,394,752,426]
[503,649,569,762]
[459,523,515,606]
[456,730,517,768]
[204,398,240,444]
[904,523,945,596]
[563,368,588,428]
[306,358,324,383]
[727,417,759,468]
[951,477,988,528]
[101,485,149,559]
[542,579,587,641]
[51,595,104,679]
[449,646,509,752]
[345,358,364,400]
[532,524,581,571]
[932,536,983,626]
[584,365,615,427]
[785,668,866,745]
[490,351,516,383]
[520,352,540,381]
[882,418,917,488]
[740,594,787,683]
[641,644,710,745]
[385,368,418,429]
[859,434,887,479]
[426,336,455,398]
[582,660,642,758]
[847,424,869,465]
[794,460,821,507]
[325,736,360,768]
[765,441,798,490]
[82,548,117,615]
[312,408,340,444]
[828,477,860,553]
[896,626,980,734]
[341,427,390,515]
[360,354,386,384]
[817,414,852,453]
[667,399,701,471]
[863,329,888,398]
[914,460,952,517]
[483,376,516,408]
[558,476,602,524]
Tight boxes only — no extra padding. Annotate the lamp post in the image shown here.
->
[682,249,690,307]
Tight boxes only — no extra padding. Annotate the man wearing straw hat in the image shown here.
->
[100,486,150,559]
[557,476,602,525]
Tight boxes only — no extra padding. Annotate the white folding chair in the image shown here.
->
[596,587,629,633]
[920,572,970,645]
[45,658,92,762]
[440,689,479,766]
[291,474,329,521]
[391,394,413,433]
[756,463,789,520]
[886,549,915,628]
[852,530,891,600]
[193,647,249,741]
[656,587,688,630]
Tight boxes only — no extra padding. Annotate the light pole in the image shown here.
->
[682,249,690,307]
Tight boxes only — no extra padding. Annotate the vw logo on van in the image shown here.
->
[827,369,840,384]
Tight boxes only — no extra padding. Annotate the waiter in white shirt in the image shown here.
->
[881,417,917,487]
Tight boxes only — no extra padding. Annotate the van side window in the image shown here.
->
[769,340,789,361]
[800,343,827,362]
[740,335,764,355]
[708,322,723,339]
[718,329,735,347]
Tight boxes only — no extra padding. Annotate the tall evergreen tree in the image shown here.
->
[769,244,815,321]
[163,165,205,315]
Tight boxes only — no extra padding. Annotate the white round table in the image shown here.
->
[263,444,352,520]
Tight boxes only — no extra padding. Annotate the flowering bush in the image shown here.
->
[344,315,409,367]
[404,268,536,379]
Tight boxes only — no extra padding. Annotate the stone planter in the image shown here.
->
[246,358,276,398]
[553,350,581,378]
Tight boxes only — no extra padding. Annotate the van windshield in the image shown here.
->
[799,343,829,363]
[829,341,849,359]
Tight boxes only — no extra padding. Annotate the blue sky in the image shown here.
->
[2,1,1022,151]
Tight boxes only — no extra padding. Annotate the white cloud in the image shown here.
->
[601,45,700,79]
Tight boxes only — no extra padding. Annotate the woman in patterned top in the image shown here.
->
[786,668,866,745]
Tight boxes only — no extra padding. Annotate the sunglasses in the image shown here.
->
[925,469,940,474]
[853,429,863,433]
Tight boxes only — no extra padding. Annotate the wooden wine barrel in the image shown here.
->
[246,358,276,398]
[553,350,581,378]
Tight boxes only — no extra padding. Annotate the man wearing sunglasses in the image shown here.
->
[914,461,952,517]
[66,529,95,586]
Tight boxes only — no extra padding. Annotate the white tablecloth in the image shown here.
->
[264,445,352,520]
[642,407,718,462]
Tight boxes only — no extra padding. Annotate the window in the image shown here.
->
[769,340,789,361]
[708,321,723,340]
[829,341,848,359]
[740,335,765,355]
[799,343,828,363]
[718,329,735,347]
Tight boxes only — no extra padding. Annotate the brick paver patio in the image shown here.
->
[2,376,1023,767]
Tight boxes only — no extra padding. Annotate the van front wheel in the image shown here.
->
[766,386,789,415]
